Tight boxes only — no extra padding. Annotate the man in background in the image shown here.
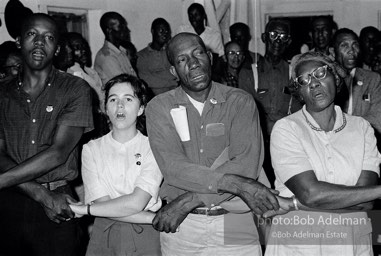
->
[94,11,136,85]
[137,18,178,95]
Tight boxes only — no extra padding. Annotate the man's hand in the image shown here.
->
[262,196,294,218]
[39,190,77,223]
[153,192,204,233]
[218,174,280,215]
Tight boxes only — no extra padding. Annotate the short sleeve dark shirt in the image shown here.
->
[0,68,94,183]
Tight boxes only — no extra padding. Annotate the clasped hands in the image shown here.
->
[232,176,295,218]
[152,176,296,233]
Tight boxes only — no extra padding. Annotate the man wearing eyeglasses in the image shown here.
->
[213,41,245,87]
[239,18,302,186]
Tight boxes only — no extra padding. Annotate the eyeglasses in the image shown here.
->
[294,65,329,87]
[227,51,244,57]
[268,31,290,42]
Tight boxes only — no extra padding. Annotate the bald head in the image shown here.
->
[166,32,207,65]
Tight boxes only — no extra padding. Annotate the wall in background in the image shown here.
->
[1,0,381,63]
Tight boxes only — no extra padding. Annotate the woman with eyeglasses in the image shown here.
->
[264,51,381,256]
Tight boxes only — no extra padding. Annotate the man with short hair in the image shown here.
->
[137,18,177,95]
[229,22,261,68]
[333,28,381,135]
[177,3,224,57]
[0,13,93,255]
[240,19,302,185]
[146,32,282,255]
[310,15,336,58]
[94,11,136,85]
[359,26,380,70]
[290,16,336,69]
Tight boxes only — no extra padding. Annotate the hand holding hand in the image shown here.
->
[262,195,294,218]
[153,192,204,233]
[39,190,77,223]
[234,176,280,215]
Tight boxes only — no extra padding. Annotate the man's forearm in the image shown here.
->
[17,181,50,204]
[0,147,66,189]
[0,151,51,204]
[216,174,247,195]
[173,192,206,212]
[0,153,17,174]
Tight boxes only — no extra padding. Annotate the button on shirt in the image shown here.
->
[82,131,162,212]
[94,40,137,86]
[0,68,94,183]
[146,82,264,207]
[271,105,381,198]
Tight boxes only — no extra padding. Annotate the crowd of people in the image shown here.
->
[1,2,381,256]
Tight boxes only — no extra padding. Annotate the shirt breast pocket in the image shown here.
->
[206,123,225,137]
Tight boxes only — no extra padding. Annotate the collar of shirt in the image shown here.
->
[172,82,227,107]
[147,43,166,52]
[16,66,57,93]
[104,40,123,54]
[106,130,142,151]
[302,105,346,133]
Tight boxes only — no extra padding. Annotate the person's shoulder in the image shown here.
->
[95,44,112,60]
[272,109,304,133]
[0,76,16,93]
[357,68,380,79]
[345,112,371,127]
[84,132,109,149]
[55,70,91,92]
[204,26,220,35]
[176,24,192,34]
[137,46,150,57]
[146,88,183,116]
[147,88,177,108]
[356,68,381,87]
[137,131,150,144]
[215,82,253,103]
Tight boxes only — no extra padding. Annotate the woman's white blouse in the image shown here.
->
[271,105,381,197]
[82,131,163,212]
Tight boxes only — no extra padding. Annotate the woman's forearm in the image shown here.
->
[111,211,155,224]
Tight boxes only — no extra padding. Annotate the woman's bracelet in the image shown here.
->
[292,195,299,211]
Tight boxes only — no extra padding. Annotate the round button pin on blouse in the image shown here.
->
[357,81,363,86]
[210,98,217,104]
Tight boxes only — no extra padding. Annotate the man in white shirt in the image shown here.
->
[177,3,224,57]
[94,12,136,86]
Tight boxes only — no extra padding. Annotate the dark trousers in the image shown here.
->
[0,185,81,256]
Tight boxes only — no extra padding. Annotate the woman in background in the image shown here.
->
[70,74,162,256]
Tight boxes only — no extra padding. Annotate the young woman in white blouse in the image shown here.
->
[70,74,162,255]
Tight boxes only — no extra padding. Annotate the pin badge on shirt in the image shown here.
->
[46,105,53,112]
[135,153,141,165]
[210,98,217,104]
[357,80,363,86]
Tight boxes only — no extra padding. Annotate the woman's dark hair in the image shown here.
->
[104,74,149,134]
